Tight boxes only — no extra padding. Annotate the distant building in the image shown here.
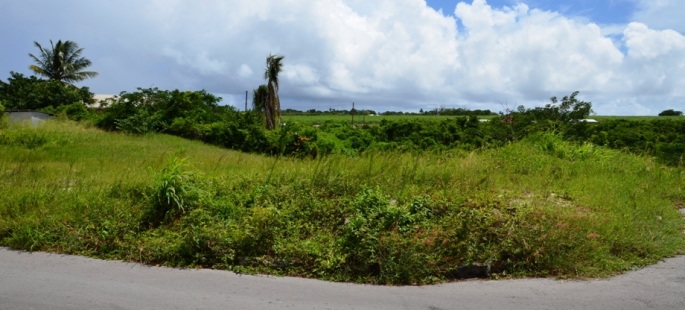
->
[4,110,53,127]
[87,94,118,110]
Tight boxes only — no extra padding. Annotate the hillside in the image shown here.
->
[0,121,683,284]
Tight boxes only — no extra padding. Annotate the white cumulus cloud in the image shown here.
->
[0,0,684,114]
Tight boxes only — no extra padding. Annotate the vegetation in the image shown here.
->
[74,88,684,166]
[263,54,285,130]
[282,114,496,125]
[659,109,683,117]
[279,107,497,117]
[252,84,268,118]
[29,40,98,84]
[0,72,94,110]
[0,103,7,129]
[1,40,684,285]
[0,121,683,285]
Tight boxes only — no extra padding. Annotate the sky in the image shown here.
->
[1,0,684,115]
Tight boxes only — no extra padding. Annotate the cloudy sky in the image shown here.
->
[1,0,684,115]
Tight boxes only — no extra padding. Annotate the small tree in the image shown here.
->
[0,71,94,110]
[658,109,683,116]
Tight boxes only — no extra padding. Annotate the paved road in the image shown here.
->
[1,248,684,310]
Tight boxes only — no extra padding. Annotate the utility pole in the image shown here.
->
[351,102,355,127]
[245,91,248,111]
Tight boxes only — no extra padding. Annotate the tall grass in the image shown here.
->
[0,120,683,284]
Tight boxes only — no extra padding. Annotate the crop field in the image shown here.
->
[1,120,683,284]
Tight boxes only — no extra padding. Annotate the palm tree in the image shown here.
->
[263,54,284,130]
[29,40,98,84]
[252,84,268,115]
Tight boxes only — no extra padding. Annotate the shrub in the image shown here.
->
[0,71,94,110]
[146,156,209,224]
[115,110,163,135]
[0,102,7,129]
[658,109,683,117]
[529,131,612,161]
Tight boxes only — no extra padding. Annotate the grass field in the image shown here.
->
[0,120,684,284]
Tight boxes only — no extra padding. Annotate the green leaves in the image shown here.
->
[148,156,209,223]
[263,54,285,130]
[28,40,98,84]
[0,71,94,110]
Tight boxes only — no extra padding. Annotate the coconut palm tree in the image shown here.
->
[29,40,98,85]
[263,54,284,130]
[252,84,268,115]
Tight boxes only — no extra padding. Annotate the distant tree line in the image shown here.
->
[279,107,497,116]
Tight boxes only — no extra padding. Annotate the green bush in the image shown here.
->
[89,88,685,166]
[41,102,92,121]
[0,102,7,129]
[147,156,209,224]
[658,109,683,117]
[530,132,612,161]
[0,72,94,110]
[115,109,163,135]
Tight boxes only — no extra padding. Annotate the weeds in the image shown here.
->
[0,121,683,284]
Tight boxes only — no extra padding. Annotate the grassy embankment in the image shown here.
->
[0,120,684,284]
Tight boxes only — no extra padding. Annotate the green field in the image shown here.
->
[282,114,497,125]
[281,114,682,125]
[1,120,683,284]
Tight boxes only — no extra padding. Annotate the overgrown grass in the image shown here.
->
[0,121,683,284]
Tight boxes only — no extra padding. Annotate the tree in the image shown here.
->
[252,84,268,116]
[658,109,683,116]
[29,40,98,84]
[0,71,94,110]
[263,54,284,130]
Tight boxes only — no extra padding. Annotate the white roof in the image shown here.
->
[87,94,118,109]
[94,94,117,101]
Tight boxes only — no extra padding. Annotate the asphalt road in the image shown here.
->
[1,248,685,310]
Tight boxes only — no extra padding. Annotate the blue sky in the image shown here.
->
[426,0,636,24]
[1,0,684,115]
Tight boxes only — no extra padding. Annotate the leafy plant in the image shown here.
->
[115,109,163,135]
[0,102,7,129]
[0,72,94,110]
[659,109,683,117]
[28,40,98,84]
[263,54,285,130]
[148,156,208,223]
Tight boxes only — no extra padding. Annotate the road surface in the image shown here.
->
[1,247,684,310]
